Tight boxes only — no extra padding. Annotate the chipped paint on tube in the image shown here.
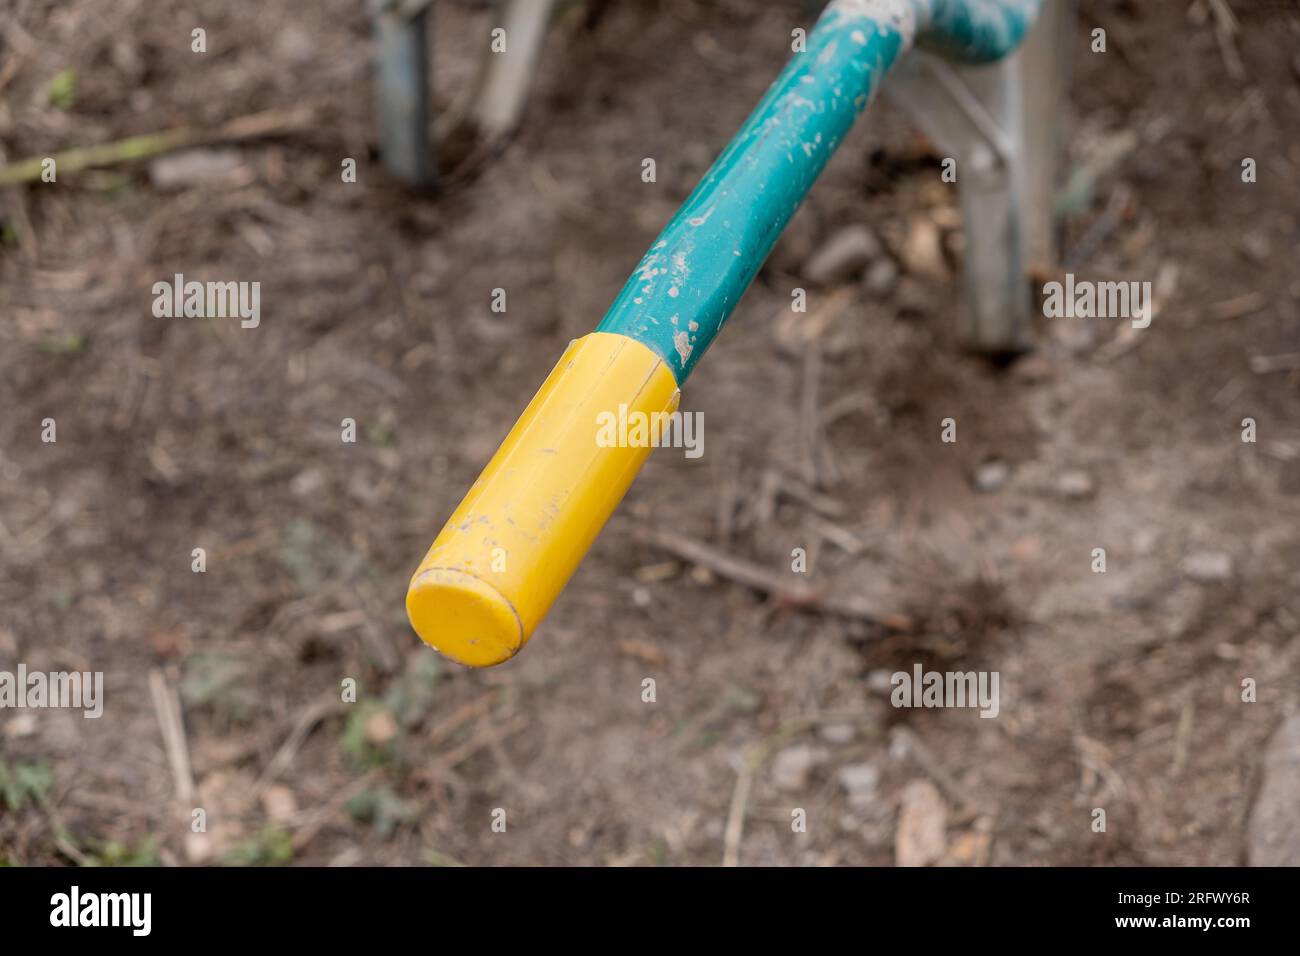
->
[595,0,923,383]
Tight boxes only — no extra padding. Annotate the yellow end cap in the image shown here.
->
[406,332,680,667]
[406,567,523,667]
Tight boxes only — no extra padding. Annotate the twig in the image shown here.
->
[149,669,194,805]
[891,725,984,816]
[722,758,755,867]
[1207,0,1244,80]
[635,527,908,629]
[1171,690,1195,775]
[799,344,823,487]
[291,768,382,852]
[429,715,529,775]
[1250,352,1300,375]
[428,692,498,749]
[252,697,348,800]
[1207,291,1267,321]
[0,105,319,187]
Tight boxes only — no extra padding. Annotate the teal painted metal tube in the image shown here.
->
[923,0,1044,62]
[594,0,1042,383]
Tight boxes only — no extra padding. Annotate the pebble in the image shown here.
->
[771,744,827,792]
[1249,715,1300,866]
[149,148,244,190]
[900,217,948,279]
[817,723,856,746]
[802,224,883,286]
[895,779,948,867]
[864,257,899,298]
[973,460,1010,493]
[1183,550,1233,583]
[1057,469,1095,499]
[836,763,881,807]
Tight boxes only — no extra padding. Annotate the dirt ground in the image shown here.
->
[1,0,1298,866]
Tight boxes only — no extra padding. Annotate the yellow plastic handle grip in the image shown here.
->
[406,332,679,666]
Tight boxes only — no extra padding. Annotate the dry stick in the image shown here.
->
[635,527,908,629]
[1250,353,1300,375]
[799,344,823,487]
[1207,291,1268,321]
[427,691,498,749]
[251,697,349,800]
[891,725,983,817]
[0,105,319,187]
[722,759,755,868]
[1207,0,1244,79]
[428,715,529,776]
[148,669,195,805]
[291,768,382,852]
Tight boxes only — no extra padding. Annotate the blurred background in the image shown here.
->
[1,0,1298,866]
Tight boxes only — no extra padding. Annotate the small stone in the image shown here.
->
[364,708,399,746]
[1249,714,1300,866]
[290,468,326,496]
[149,148,244,190]
[802,225,883,286]
[900,217,948,280]
[864,257,899,298]
[895,779,948,867]
[1011,354,1053,383]
[1240,232,1271,263]
[973,460,1010,493]
[1183,550,1234,583]
[1133,528,1159,555]
[1057,469,1095,499]
[817,723,856,745]
[836,763,881,807]
[866,669,895,695]
[2,712,37,739]
[184,831,214,864]
[772,744,826,792]
[261,785,298,823]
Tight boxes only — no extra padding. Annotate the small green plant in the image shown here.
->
[47,69,76,110]
[85,837,160,867]
[0,759,53,812]
[421,848,466,867]
[180,651,257,724]
[36,332,86,355]
[346,785,413,839]
[340,700,396,769]
[224,827,294,866]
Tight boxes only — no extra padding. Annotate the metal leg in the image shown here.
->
[473,0,555,140]
[888,50,1033,353]
[1019,0,1075,272]
[374,3,434,186]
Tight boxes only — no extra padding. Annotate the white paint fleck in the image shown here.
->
[673,330,693,364]
[687,206,715,227]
